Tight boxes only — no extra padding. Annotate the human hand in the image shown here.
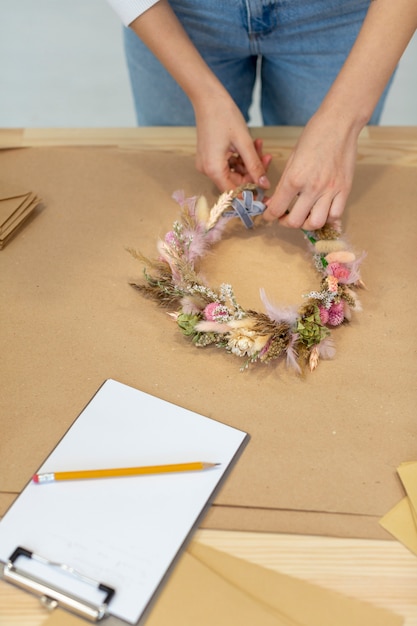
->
[263,112,360,230]
[194,95,272,192]
[131,2,272,194]
[227,137,272,186]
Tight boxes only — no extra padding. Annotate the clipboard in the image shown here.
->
[0,379,249,624]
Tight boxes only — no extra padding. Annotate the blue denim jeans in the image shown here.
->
[124,0,392,125]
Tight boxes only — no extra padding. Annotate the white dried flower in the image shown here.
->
[227,321,269,357]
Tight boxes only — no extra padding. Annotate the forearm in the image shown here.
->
[318,0,417,129]
[129,0,229,109]
[129,0,271,191]
[264,1,417,229]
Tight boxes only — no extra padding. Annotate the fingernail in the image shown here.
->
[258,175,270,189]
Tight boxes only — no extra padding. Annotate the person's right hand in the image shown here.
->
[193,94,272,192]
[131,1,271,194]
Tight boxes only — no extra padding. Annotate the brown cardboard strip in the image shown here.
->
[203,504,389,540]
[0,193,31,227]
[0,194,40,238]
[0,181,42,248]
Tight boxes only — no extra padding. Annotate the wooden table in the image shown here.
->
[1,126,416,626]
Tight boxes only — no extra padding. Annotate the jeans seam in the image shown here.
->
[244,0,262,54]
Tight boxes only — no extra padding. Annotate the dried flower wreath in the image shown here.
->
[128,185,365,373]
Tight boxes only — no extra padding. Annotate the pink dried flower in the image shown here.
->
[319,306,329,324]
[328,301,345,326]
[164,231,179,247]
[203,302,231,322]
[327,262,350,281]
[204,302,222,321]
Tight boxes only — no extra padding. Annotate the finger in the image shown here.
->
[254,138,265,164]
[197,137,271,192]
[232,137,271,189]
[254,138,273,182]
[263,181,299,222]
[227,155,261,187]
[228,154,247,175]
[254,138,263,155]
[297,194,334,231]
[328,191,347,223]
[277,193,318,229]
[229,144,272,182]
[218,162,258,191]
[261,152,273,173]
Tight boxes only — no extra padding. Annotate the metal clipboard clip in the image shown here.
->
[2,546,115,622]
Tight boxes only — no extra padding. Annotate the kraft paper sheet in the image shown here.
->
[1,146,416,539]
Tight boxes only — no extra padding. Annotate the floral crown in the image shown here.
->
[129,185,365,373]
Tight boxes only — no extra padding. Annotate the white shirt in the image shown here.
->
[106,0,160,26]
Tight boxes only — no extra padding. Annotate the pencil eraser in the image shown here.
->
[32,474,39,483]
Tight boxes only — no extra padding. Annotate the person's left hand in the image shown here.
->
[263,111,360,230]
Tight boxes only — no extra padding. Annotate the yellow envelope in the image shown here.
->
[398,462,417,513]
[189,542,402,626]
[380,497,417,556]
[379,461,417,555]
[40,542,402,626]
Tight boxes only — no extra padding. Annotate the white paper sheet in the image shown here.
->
[0,379,248,624]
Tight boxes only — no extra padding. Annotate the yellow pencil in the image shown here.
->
[32,462,220,484]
